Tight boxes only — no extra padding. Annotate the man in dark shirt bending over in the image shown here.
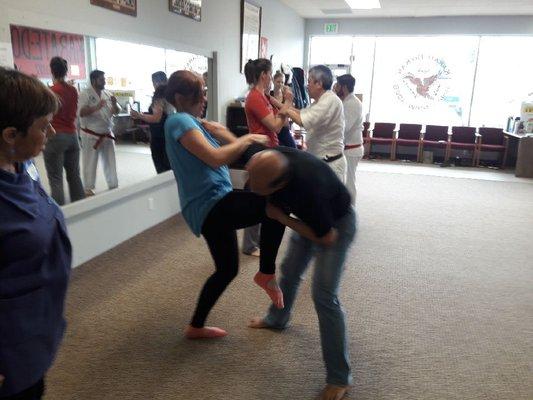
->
[246,146,356,400]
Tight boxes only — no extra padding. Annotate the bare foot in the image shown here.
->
[184,325,227,339]
[254,272,284,308]
[243,248,260,257]
[250,248,260,257]
[248,317,270,329]
[319,384,350,400]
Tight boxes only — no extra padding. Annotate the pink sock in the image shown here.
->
[254,272,284,309]
[185,325,228,339]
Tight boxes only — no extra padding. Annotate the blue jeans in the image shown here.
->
[263,207,357,386]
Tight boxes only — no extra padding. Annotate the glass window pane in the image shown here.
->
[165,49,208,76]
[95,38,166,111]
[370,36,478,126]
[351,37,375,119]
[470,36,533,129]
[309,36,352,66]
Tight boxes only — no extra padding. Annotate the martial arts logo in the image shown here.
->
[393,54,450,110]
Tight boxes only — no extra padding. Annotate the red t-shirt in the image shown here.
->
[244,88,278,147]
[50,82,78,133]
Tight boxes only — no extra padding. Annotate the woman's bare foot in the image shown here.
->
[184,325,227,339]
[254,272,284,308]
[319,384,350,400]
[248,317,270,329]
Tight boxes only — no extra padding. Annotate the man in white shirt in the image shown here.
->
[280,65,346,182]
[334,74,364,203]
[78,69,120,196]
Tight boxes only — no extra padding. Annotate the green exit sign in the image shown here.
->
[324,23,339,34]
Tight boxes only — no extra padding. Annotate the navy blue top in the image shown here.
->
[0,161,71,396]
[270,147,351,238]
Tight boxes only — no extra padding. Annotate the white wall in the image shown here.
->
[304,15,533,67]
[0,0,305,124]
[62,172,179,267]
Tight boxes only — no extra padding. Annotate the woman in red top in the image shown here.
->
[242,59,292,256]
[43,57,85,205]
[244,59,292,147]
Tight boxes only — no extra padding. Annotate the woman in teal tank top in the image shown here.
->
[163,70,286,339]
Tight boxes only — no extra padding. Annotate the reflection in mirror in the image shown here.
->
[31,36,209,205]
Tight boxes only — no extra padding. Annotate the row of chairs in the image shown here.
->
[363,123,509,167]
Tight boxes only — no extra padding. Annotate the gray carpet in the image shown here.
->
[46,171,533,400]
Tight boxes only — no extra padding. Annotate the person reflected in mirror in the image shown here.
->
[201,71,208,119]
[246,148,356,400]
[164,70,286,339]
[0,67,72,400]
[42,57,85,205]
[130,71,173,174]
[78,69,120,196]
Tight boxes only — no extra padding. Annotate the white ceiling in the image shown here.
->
[278,0,533,18]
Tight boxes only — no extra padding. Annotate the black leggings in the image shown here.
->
[191,191,285,328]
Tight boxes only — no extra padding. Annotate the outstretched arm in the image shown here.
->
[179,129,268,169]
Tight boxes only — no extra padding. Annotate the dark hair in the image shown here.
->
[165,70,204,109]
[244,58,272,85]
[90,69,105,85]
[153,84,167,100]
[151,71,167,85]
[309,65,334,90]
[336,74,356,93]
[0,67,59,135]
[50,56,68,79]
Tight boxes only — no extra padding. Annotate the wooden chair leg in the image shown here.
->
[501,148,508,169]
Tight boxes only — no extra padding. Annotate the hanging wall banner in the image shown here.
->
[10,25,86,79]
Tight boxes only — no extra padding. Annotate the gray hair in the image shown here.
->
[308,65,333,90]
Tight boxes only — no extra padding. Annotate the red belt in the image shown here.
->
[344,144,362,150]
[81,127,115,149]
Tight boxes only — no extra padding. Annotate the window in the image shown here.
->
[95,38,207,112]
[470,36,533,128]
[95,38,166,111]
[309,36,352,66]
[351,37,375,118]
[309,34,533,129]
[371,36,478,125]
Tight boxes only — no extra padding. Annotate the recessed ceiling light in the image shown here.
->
[345,0,381,9]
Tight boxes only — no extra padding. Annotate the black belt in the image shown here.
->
[323,153,343,163]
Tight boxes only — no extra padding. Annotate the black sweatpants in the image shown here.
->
[0,379,44,400]
[150,137,171,174]
[191,191,286,327]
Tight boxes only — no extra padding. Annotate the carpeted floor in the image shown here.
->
[46,171,533,400]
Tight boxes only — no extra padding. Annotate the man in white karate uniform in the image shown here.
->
[78,69,120,196]
[334,74,364,203]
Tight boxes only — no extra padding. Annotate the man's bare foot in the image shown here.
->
[243,248,260,257]
[319,384,350,400]
[248,317,270,329]
[184,325,227,339]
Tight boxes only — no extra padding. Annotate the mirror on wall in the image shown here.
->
[9,25,210,205]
